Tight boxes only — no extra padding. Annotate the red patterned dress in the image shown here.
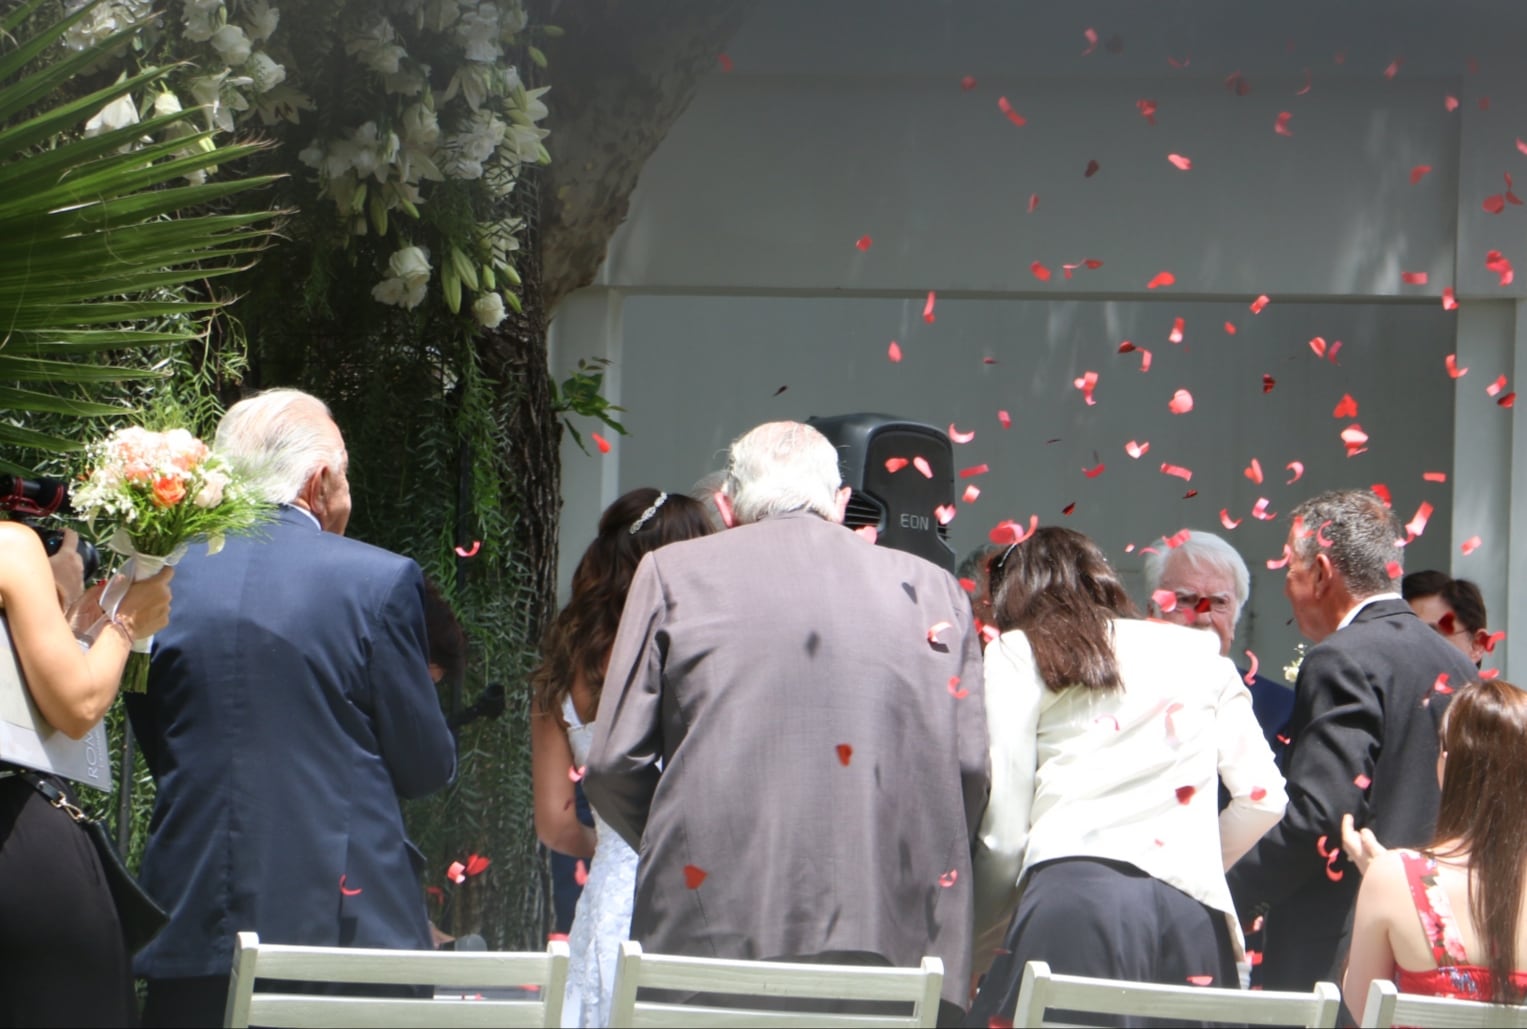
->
[1394,850,1527,1002]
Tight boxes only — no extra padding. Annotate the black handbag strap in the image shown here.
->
[15,770,90,824]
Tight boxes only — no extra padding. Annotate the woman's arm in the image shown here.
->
[0,522,170,739]
[530,699,597,859]
[1342,849,1405,1018]
[1215,661,1289,868]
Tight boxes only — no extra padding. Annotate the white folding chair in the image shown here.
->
[1360,979,1527,1028]
[606,940,944,1027]
[1011,960,1342,1028]
[223,931,569,1028]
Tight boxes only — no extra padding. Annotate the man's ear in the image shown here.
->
[1312,551,1337,594]
[831,485,852,525]
[1470,628,1491,663]
[297,465,332,521]
[713,490,737,529]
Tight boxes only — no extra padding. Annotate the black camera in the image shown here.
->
[0,475,101,584]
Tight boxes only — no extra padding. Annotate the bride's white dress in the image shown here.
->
[561,696,637,1028]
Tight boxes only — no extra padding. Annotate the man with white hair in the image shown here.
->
[585,420,989,1021]
[1142,530,1293,748]
[128,389,457,1027]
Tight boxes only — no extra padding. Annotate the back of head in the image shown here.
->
[1402,569,1453,602]
[722,421,842,525]
[990,526,1139,691]
[422,579,467,686]
[215,388,340,504]
[1142,530,1251,619]
[531,488,712,714]
[1287,489,1402,597]
[1434,680,1527,1003]
[1441,578,1489,635]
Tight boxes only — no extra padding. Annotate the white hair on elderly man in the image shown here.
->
[1141,529,1252,624]
[722,421,844,525]
[215,388,344,504]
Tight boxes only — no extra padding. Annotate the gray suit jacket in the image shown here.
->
[584,511,989,1009]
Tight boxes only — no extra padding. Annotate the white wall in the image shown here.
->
[550,0,1525,676]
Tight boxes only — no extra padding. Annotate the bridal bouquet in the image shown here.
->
[71,425,270,690]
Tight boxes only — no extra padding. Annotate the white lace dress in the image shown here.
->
[561,696,638,1029]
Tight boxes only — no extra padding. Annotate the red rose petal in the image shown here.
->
[884,457,909,474]
[1446,354,1468,378]
[1486,249,1515,286]
[1460,535,1483,556]
[454,540,481,558]
[989,515,1038,545]
[962,484,981,503]
[1442,288,1458,311]
[1160,462,1193,481]
[1085,159,1101,178]
[1175,785,1196,805]
[922,292,936,323]
[1286,461,1305,484]
[1433,673,1454,695]
[1445,95,1460,112]
[592,432,612,454]
[465,853,490,876]
[934,504,957,526]
[339,875,363,897]
[1274,111,1294,136]
[1187,976,1214,987]
[1083,463,1106,479]
[948,676,969,699]
[574,860,588,886]
[958,463,988,478]
[1487,374,1508,397]
[1082,27,1098,56]
[996,96,1026,127]
[1308,336,1327,358]
[836,743,853,766]
[1250,786,1268,802]
[997,409,1012,428]
[1410,165,1432,185]
[683,864,707,889]
[938,868,959,888]
[1484,195,1507,215]
[960,75,977,92]
[1061,501,1076,516]
[1027,193,1039,214]
[1168,388,1194,414]
[1499,391,1516,408]
[913,456,934,478]
[1125,440,1149,459]
[1168,153,1192,171]
[1147,270,1175,289]
[1220,509,1242,530]
[1244,458,1263,484]
[1243,649,1259,685]
[1328,340,1344,364]
[1169,317,1185,344]
[568,764,586,783]
[855,235,872,251]
[1354,774,1372,790]
[1333,393,1359,419]
[1406,501,1434,539]
[1262,374,1277,393]
[887,341,903,363]
[948,423,975,444]
[1518,138,1527,156]
[1251,497,1277,521]
[1137,98,1158,124]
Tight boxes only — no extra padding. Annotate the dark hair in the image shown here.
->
[530,489,711,717]
[989,526,1140,692]
[1433,680,1527,1004]
[422,578,467,686]
[1287,489,1403,596]
[1404,571,1489,635]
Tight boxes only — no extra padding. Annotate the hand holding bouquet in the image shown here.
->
[71,426,270,690]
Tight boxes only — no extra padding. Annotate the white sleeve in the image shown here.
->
[971,634,1042,967]
[1214,659,1288,869]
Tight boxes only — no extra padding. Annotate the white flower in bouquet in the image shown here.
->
[243,0,280,42]
[245,52,287,94]
[84,90,140,138]
[472,291,506,328]
[346,18,407,77]
[371,245,432,308]
[1283,643,1307,683]
[455,5,502,62]
[210,23,254,66]
[181,0,223,42]
[62,0,154,50]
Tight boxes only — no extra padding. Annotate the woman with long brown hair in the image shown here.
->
[529,487,711,1028]
[1342,679,1527,1011]
[967,527,1286,1027]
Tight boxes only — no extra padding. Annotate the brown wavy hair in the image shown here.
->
[988,526,1140,692]
[1432,679,1527,1003]
[530,488,711,717]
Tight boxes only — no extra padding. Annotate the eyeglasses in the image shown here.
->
[1165,590,1235,615]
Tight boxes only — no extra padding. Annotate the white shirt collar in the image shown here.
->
[282,503,321,530]
[1336,591,1404,631]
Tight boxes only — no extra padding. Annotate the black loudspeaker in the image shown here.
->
[808,413,956,573]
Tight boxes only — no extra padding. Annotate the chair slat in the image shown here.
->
[247,947,555,986]
[632,956,936,1000]
[629,1001,925,1028]
[1361,980,1527,1028]
[247,996,545,1029]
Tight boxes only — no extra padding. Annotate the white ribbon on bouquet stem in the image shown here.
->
[98,529,187,655]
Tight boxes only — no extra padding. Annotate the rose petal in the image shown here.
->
[1446,354,1468,378]
[948,423,975,444]
[1030,260,1052,281]
[1169,317,1185,344]
[960,75,977,91]
[1074,370,1099,406]
[884,457,909,474]
[1263,374,1277,393]
[1410,165,1432,185]
[1083,463,1106,479]
[1267,546,1291,570]
[1282,461,1304,484]
[1461,534,1483,556]
[1244,458,1263,484]
[1147,270,1176,289]
[1061,501,1076,516]
[1137,98,1158,124]
[855,235,872,251]
[1341,424,1369,456]
[574,860,589,886]
[1082,26,1098,55]
[997,96,1026,127]
[1445,95,1460,112]
[1243,650,1259,684]
[1274,111,1294,136]
[1433,672,1453,695]
[989,515,1038,545]
[962,484,981,503]
[1250,786,1268,802]
[1085,159,1100,177]
[1168,153,1192,171]
[1152,588,1179,613]
[1402,271,1429,285]
[1487,374,1508,397]
[592,432,612,454]
[1485,631,1506,653]
[997,409,1012,429]
[959,463,988,478]
[1160,462,1193,481]
[1333,393,1359,419]
[454,540,481,558]
[683,864,708,889]
[1486,249,1515,286]
[948,675,969,699]
[923,292,936,323]
[339,874,363,897]
[1027,193,1039,214]
[934,504,957,526]
[1125,440,1149,459]
[1384,57,1403,79]
[1175,785,1196,805]
[1406,501,1434,540]
[568,764,586,783]
[1168,388,1194,414]
[1220,509,1243,530]
[914,457,934,478]
[1484,195,1507,214]
[465,853,491,877]
[1308,336,1327,358]
[836,743,853,766]
[938,868,959,888]
[1251,497,1277,521]
[1442,288,1458,311]
[853,525,878,544]
[1499,391,1517,408]
[1423,471,1447,483]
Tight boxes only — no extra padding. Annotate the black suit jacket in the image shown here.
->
[128,507,457,978]
[1226,598,1479,992]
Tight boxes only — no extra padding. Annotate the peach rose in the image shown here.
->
[152,475,187,508]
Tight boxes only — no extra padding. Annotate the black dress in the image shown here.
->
[0,769,136,1027]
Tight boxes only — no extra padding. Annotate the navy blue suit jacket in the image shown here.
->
[128,507,457,978]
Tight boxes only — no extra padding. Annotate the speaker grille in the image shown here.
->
[843,491,885,530]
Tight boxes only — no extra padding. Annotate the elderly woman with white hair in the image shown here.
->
[1142,530,1293,752]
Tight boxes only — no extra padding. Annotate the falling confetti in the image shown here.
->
[716,53,734,72]
[1405,501,1434,539]
[339,875,363,897]
[836,743,853,766]
[683,865,708,889]
[1251,498,1277,521]
[855,235,873,251]
[574,860,588,886]
[1484,195,1506,215]
[1220,509,1242,530]
[1224,322,1237,334]
[938,869,959,888]
[1486,250,1515,286]
[1152,589,1179,612]
[1487,374,1508,397]
[884,457,909,473]
[1083,463,1106,479]
[1262,375,1277,393]
[914,457,934,478]
[1333,394,1359,419]
[1446,354,1468,378]
[1296,68,1313,95]
[1125,440,1150,459]
[1169,317,1185,343]
[1250,294,1270,314]
[1244,458,1264,484]
[1461,535,1483,555]
[948,423,975,443]
[568,764,586,782]
[1146,270,1176,289]
[1074,370,1099,406]
[927,621,953,645]
[1175,785,1196,805]
[1401,271,1429,285]
[962,485,981,503]
[923,291,937,322]
[959,463,989,478]
[1030,261,1052,281]
[1062,501,1076,515]
[1161,462,1193,481]
[1384,57,1403,79]
[1445,95,1460,112]
[1309,337,1328,358]
[1499,392,1517,408]
[1410,165,1432,185]
[1187,976,1215,987]
[997,96,1026,127]
[989,515,1038,545]
[592,432,612,454]
[1168,389,1194,414]
[1082,27,1098,55]
[1423,471,1447,483]
[998,409,1012,428]
[948,676,969,699]
[1137,98,1158,124]
[1167,153,1192,171]
[1443,288,1458,311]
[1433,672,1453,695]
[887,341,903,363]
[1274,111,1294,136]
[934,504,957,526]
[1085,159,1101,178]
[1027,193,1039,214]
[960,75,977,91]
[454,540,481,558]
[1285,461,1305,484]
[1243,650,1259,684]
[1341,424,1369,457]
